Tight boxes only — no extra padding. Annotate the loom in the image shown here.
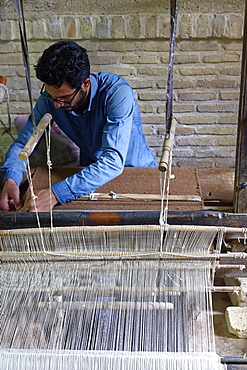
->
[0,0,247,369]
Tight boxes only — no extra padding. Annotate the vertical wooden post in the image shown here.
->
[233,0,247,213]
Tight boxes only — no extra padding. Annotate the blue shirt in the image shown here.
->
[1,72,157,204]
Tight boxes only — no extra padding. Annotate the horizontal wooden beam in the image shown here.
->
[0,210,247,230]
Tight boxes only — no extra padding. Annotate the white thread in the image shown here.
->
[44,123,53,230]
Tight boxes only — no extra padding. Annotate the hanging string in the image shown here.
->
[24,160,46,252]
[44,122,54,229]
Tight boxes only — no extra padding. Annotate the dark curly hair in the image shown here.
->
[35,41,90,89]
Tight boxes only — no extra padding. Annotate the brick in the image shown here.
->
[138,91,166,101]
[63,17,77,39]
[219,65,241,76]
[0,65,19,77]
[79,17,93,39]
[228,15,244,39]
[173,103,195,113]
[223,41,243,51]
[177,136,216,146]
[179,66,218,76]
[196,78,238,89]
[141,115,166,124]
[0,42,17,54]
[90,52,119,65]
[111,16,125,39]
[93,66,136,76]
[99,42,137,52]
[96,16,110,39]
[142,125,157,135]
[175,125,195,135]
[145,15,158,38]
[139,41,170,52]
[178,115,217,125]
[145,135,164,147]
[197,102,238,113]
[196,125,235,135]
[126,78,153,89]
[214,158,235,168]
[0,20,18,40]
[121,54,159,64]
[32,19,47,39]
[219,91,240,100]
[196,15,213,38]
[174,53,200,64]
[178,14,193,39]
[218,114,238,124]
[212,15,227,37]
[47,16,62,39]
[157,104,165,114]
[194,148,235,158]
[157,14,170,38]
[138,66,167,76]
[26,41,51,53]
[172,148,193,158]
[203,52,241,63]
[126,15,141,39]
[3,102,31,115]
[174,158,213,168]
[0,53,23,65]
[156,80,167,89]
[217,136,237,146]
[160,54,171,65]
[179,91,217,101]
[139,103,156,113]
[179,41,220,52]
[173,79,196,89]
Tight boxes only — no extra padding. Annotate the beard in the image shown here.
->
[58,88,88,114]
[70,89,88,114]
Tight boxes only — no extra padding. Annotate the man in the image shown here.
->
[0,41,157,212]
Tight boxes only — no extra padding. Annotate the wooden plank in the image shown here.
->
[198,168,234,205]
[77,193,201,202]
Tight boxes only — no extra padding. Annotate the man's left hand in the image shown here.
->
[19,188,58,212]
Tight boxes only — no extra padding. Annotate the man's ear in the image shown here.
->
[83,78,90,88]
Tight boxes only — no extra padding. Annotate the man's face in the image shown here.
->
[43,79,90,112]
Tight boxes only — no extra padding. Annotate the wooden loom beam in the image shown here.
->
[1,210,247,229]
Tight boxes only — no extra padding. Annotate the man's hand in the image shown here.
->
[19,188,58,212]
[0,178,22,211]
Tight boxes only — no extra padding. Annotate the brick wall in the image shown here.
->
[0,12,244,167]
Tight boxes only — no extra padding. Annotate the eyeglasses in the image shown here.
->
[40,84,81,107]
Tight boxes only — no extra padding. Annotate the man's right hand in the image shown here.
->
[0,178,22,211]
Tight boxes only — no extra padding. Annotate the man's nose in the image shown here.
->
[54,100,65,109]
